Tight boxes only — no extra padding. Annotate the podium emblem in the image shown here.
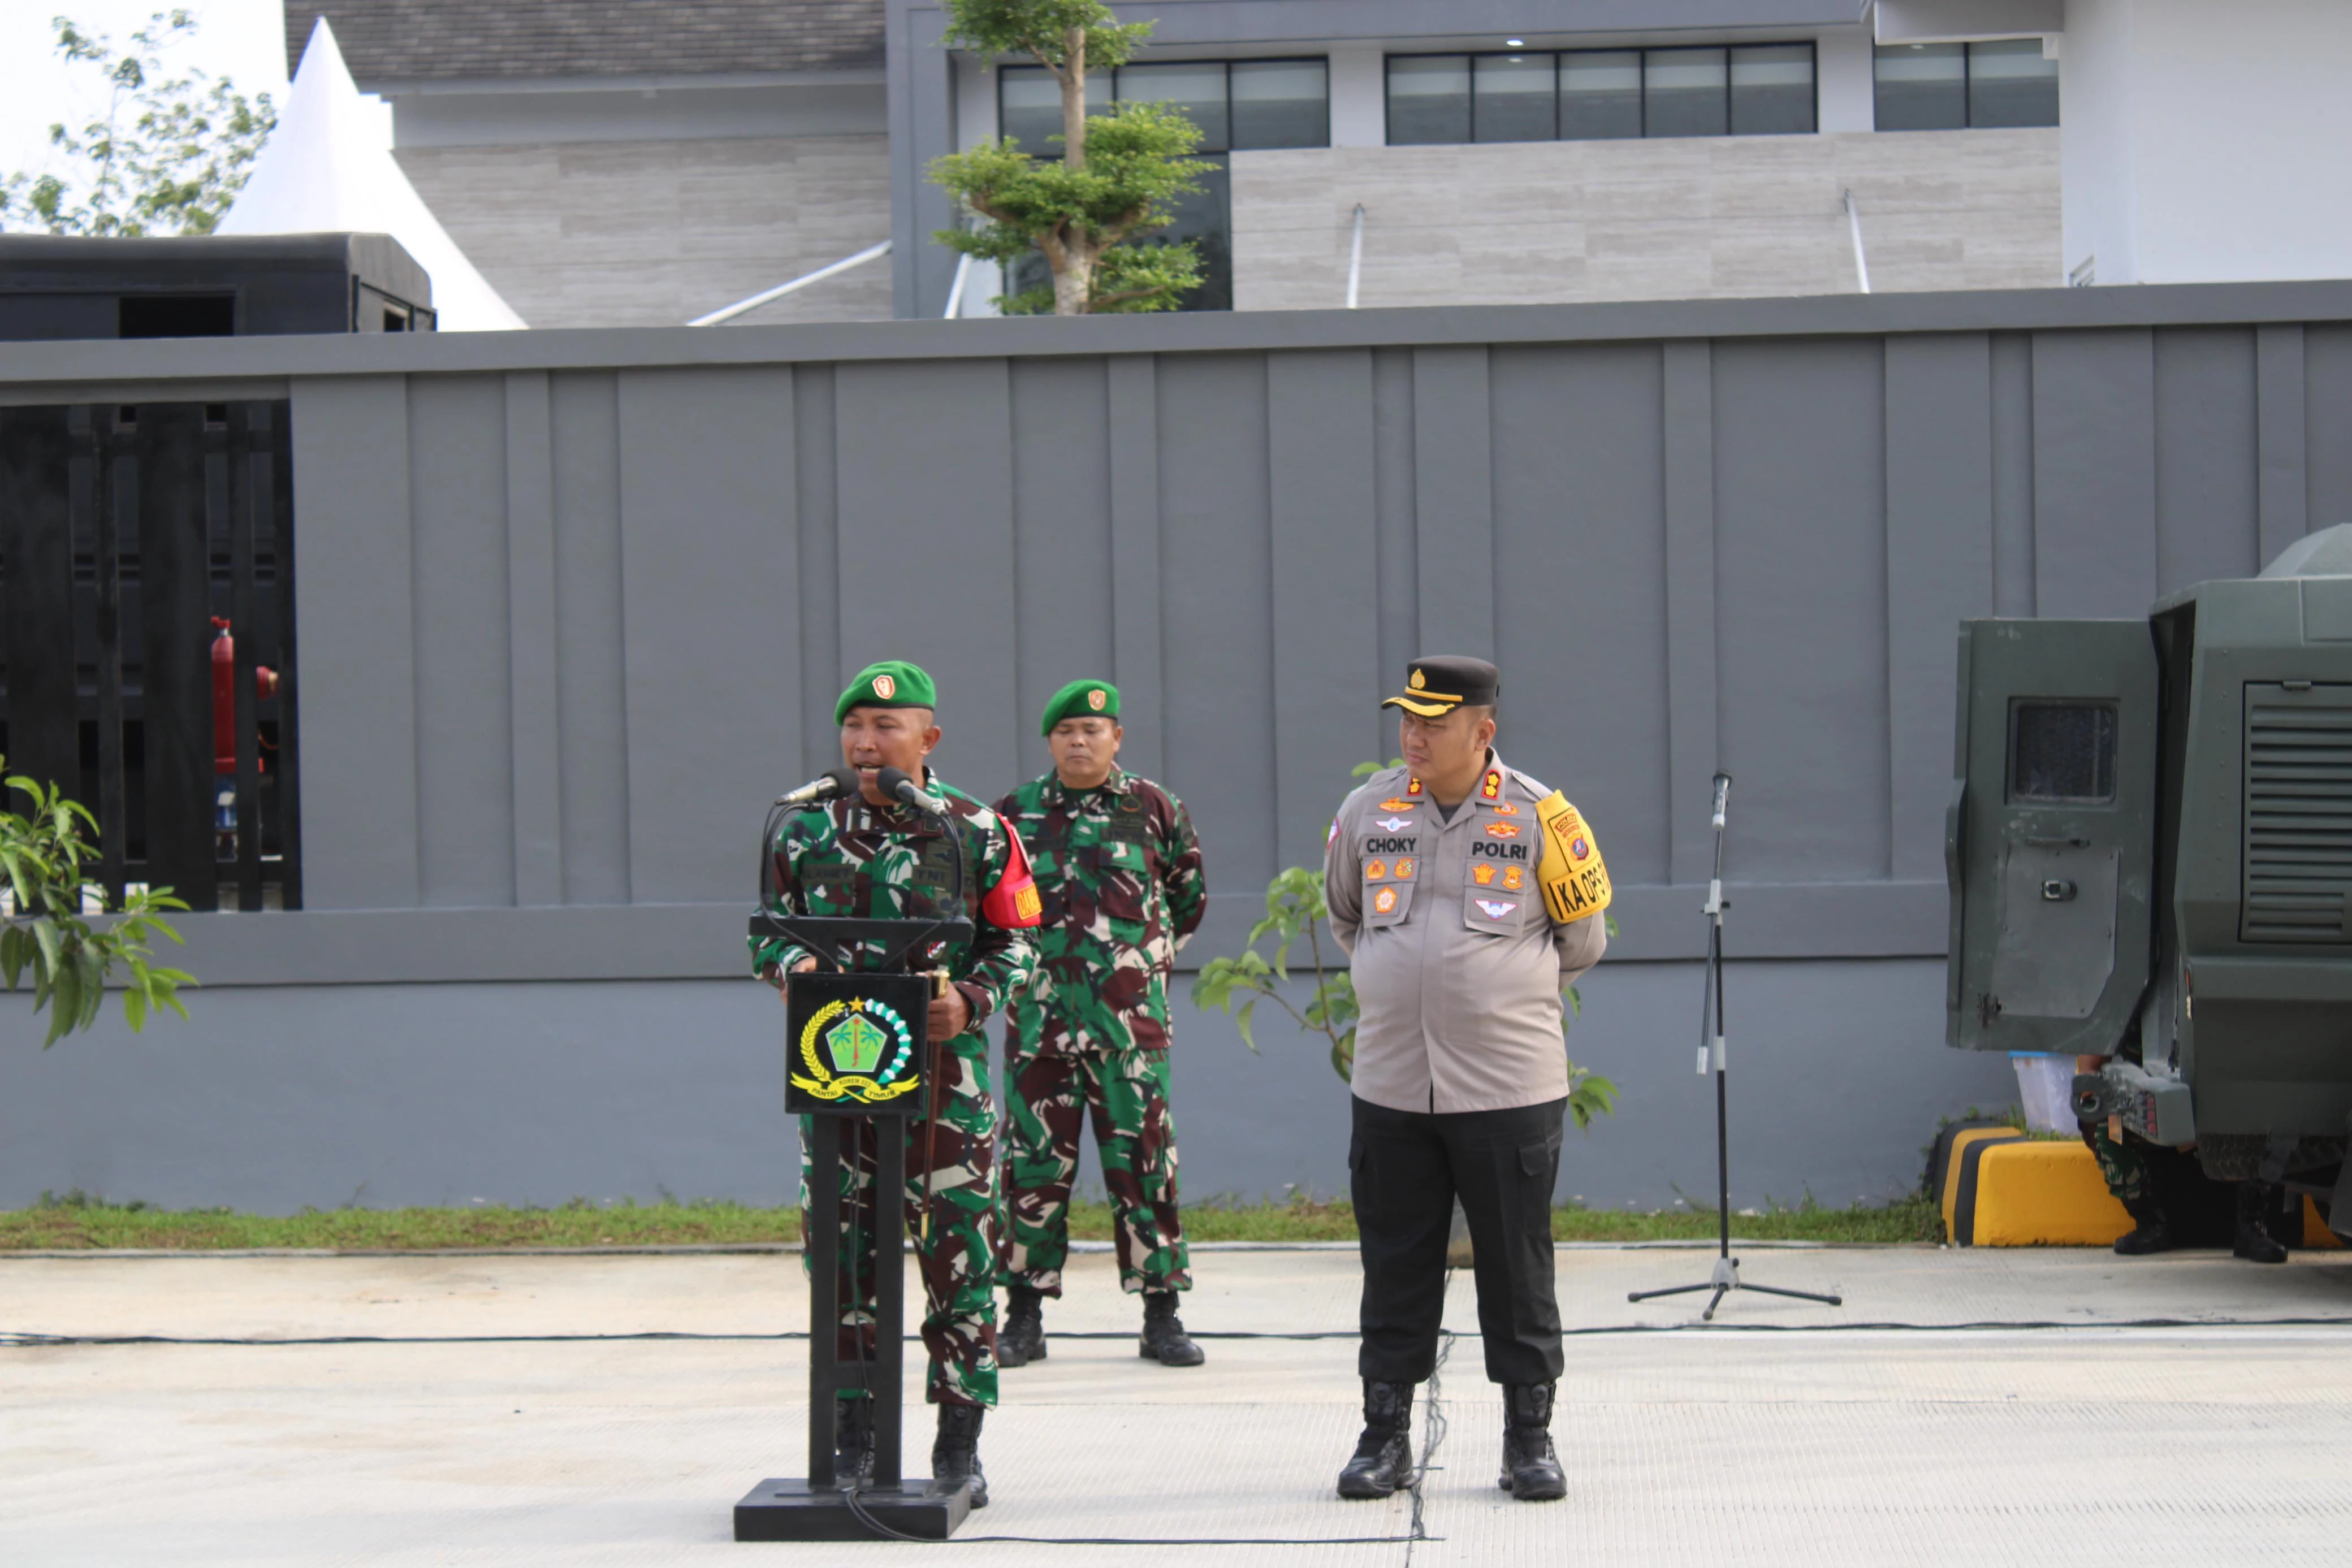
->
[791,990,921,1107]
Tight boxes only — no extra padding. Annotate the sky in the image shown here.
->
[1,0,293,192]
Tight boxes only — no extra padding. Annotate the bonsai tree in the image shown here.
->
[2,760,193,1046]
[928,0,1210,314]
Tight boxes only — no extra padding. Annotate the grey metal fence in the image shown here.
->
[5,283,2349,989]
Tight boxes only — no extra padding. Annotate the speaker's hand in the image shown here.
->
[928,985,972,1042]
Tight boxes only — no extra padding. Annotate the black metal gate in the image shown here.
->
[0,401,300,912]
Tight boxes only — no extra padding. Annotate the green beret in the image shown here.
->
[1040,678,1120,735]
[835,660,937,725]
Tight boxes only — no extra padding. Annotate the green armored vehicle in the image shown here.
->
[1947,525,2352,1220]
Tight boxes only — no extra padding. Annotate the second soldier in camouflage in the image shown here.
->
[993,679,1209,1368]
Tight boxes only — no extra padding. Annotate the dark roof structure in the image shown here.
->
[284,1,884,83]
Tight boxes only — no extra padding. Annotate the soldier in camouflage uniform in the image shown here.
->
[992,679,1209,1369]
[751,660,1041,1505]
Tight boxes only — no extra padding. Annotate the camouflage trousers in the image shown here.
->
[798,1041,1000,1408]
[1002,1046,1191,1297]
[2082,1119,2150,1205]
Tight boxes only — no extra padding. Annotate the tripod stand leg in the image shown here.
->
[1736,1282,1844,1306]
[1627,1281,1715,1302]
[1702,1284,1731,1322]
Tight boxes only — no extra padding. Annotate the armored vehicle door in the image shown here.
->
[1948,620,2159,1055]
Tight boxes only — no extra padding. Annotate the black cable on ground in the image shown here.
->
[16,1315,2352,1350]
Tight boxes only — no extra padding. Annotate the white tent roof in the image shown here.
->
[218,18,526,331]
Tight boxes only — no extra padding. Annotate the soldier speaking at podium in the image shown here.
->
[1322,656,1610,1504]
[751,661,1041,1506]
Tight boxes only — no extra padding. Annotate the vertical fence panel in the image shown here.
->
[409,376,517,908]
[617,365,800,904]
[504,371,563,908]
[1885,333,1994,884]
[1713,338,1891,883]
[139,405,217,910]
[1411,346,1496,660]
[2153,328,2260,592]
[0,408,77,801]
[1490,343,1673,886]
[1158,353,1277,889]
[834,358,1016,797]
[2032,329,2159,616]
[1267,348,1380,866]
[551,371,630,906]
[793,363,842,782]
[293,376,418,909]
[1010,358,1116,789]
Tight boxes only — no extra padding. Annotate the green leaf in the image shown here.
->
[122,984,146,1033]
[1234,997,1257,1052]
[1,923,24,991]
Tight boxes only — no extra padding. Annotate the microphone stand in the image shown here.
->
[1628,773,1844,1323]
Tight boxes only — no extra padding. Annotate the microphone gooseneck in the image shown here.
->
[876,765,949,816]
[776,766,859,807]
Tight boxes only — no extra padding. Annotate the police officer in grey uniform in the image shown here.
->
[1321,656,1609,1504]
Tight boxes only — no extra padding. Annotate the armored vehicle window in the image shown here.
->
[2010,702,2117,803]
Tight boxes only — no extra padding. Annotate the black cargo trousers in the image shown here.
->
[1350,1093,1566,1387]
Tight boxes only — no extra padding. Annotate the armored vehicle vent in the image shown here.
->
[2243,689,2352,943]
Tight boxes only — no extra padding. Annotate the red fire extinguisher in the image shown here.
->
[211,618,280,837]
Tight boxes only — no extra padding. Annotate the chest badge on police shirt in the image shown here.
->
[1378,798,1416,812]
[1365,859,1389,882]
[1373,886,1399,915]
[1393,857,1416,878]
[1490,800,1520,816]
[1473,864,1495,886]
[1374,815,1412,831]
[1475,898,1517,920]
[1485,822,1520,839]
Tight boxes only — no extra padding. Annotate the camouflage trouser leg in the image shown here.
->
[2082,1119,2150,1205]
[799,1041,1001,1409]
[1003,1047,1191,1297]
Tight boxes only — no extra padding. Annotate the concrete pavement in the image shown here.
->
[5,1244,2351,1565]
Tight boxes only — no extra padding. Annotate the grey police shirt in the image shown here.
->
[1322,757,1608,1115]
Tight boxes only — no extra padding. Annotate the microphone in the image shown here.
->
[1711,772,1732,831]
[776,767,858,807]
[877,765,950,816]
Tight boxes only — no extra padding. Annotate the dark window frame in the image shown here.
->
[1384,42,1819,145]
[995,54,1331,156]
[1873,38,2060,131]
[2007,700,2120,806]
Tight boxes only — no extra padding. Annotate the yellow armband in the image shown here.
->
[1535,791,1612,924]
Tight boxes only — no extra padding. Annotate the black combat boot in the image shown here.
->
[1335,1380,1415,1499]
[2112,1194,2176,1255]
[1139,1290,1206,1367]
[2234,1183,2289,1264]
[831,1396,875,1489]
[1498,1383,1567,1501]
[930,1402,988,1508]
[998,1284,1046,1369]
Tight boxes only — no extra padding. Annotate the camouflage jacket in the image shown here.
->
[993,767,1207,1057]
[749,777,1041,1050]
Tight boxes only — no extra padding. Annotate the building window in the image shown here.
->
[1874,40,2058,131]
[995,59,1327,311]
[1387,44,1815,145]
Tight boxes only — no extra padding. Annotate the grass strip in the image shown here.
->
[1,1191,1942,1251]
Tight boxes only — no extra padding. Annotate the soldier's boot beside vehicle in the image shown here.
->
[2233,1183,2289,1264]
[998,1285,1046,1368]
[2112,1194,2176,1255]
[1139,1290,1205,1366]
[1335,1379,1416,1499]
[831,1396,876,1489]
[1498,1383,1568,1501]
[930,1403,988,1508]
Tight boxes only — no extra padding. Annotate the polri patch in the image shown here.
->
[1485,822,1521,839]
[1378,798,1417,812]
[1373,886,1399,915]
[1365,859,1389,882]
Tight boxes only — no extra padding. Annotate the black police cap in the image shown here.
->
[1380,656,1500,717]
